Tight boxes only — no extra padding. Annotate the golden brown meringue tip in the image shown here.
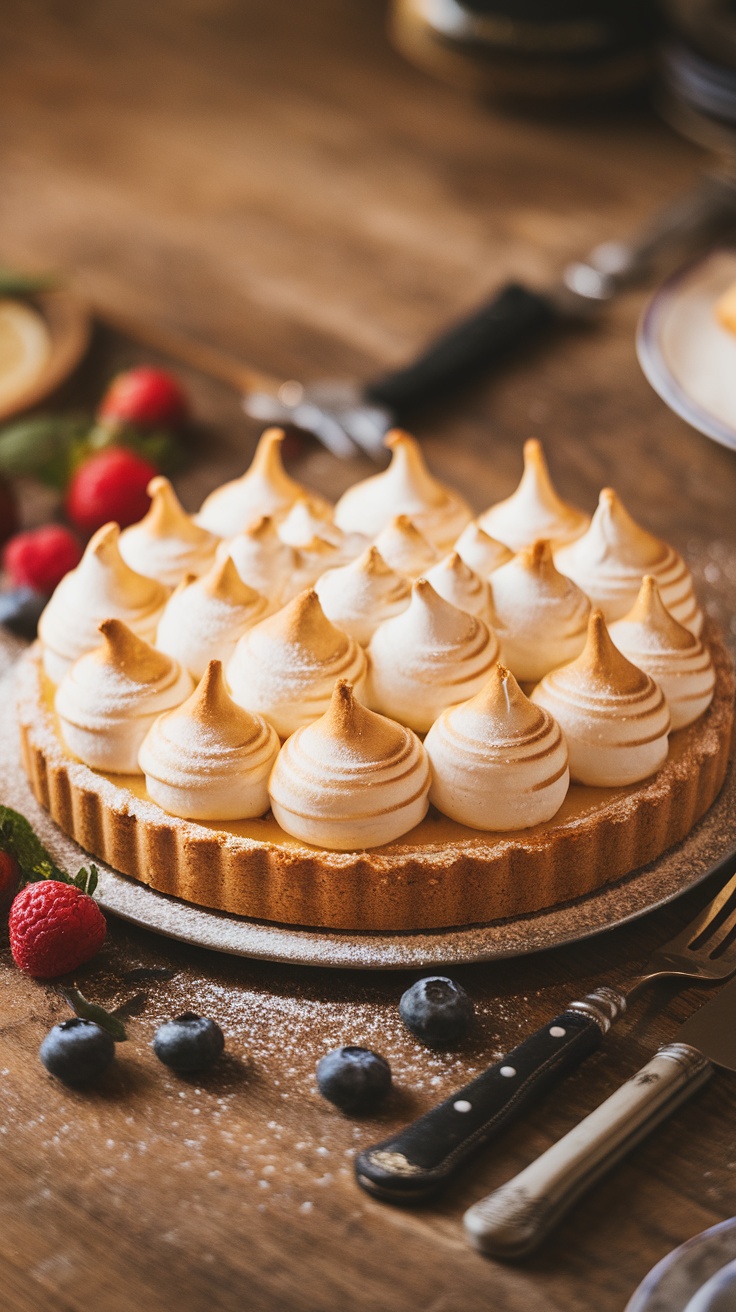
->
[184,658,242,728]
[200,553,261,605]
[87,520,123,561]
[622,575,697,648]
[594,488,665,563]
[267,588,346,656]
[97,617,175,682]
[577,609,649,694]
[143,476,213,544]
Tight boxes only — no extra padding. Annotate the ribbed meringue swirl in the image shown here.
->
[288,534,345,596]
[278,496,368,560]
[269,680,430,850]
[424,552,494,623]
[139,660,279,820]
[372,514,439,578]
[226,589,367,738]
[453,521,513,577]
[531,610,671,787]
[367,578,500,733]
[478,439,590,551]
[609,577,715,730]
[155,555,271,678]
[333,429,472,549]
[490,540,591,682]
[314,545,411,645]
[119,476,218,587]
[196,427,332,537]
[55,619,194,774]
[38,522,168,685]
[217,514,298,604]
[424,664,569,830]
[555,488,703,634]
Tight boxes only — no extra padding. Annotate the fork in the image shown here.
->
[355,857,736,1204]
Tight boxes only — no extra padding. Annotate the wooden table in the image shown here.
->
[1,3,736,1310]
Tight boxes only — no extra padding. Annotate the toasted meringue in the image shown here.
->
[425,664,569,830]
[478,439,590,551]
[531,610,670,786]
[490,540,590,681]
[334,430,472,549]
[372,514,439,578]
[314,546,411,645]
[454,521,513,577]
[555,488,703,634]
[155,555,271,678]
[367,578,500,733]
[424,552,494,623]
[196,427,331,536]
[218,514,298,603]
[38,522,168,685]
[278,496,367,560]
[55,619,193,774]
[288,534,345,596]
[609,577,715,729]
[269,680,430,850]
[226,589,367,738]
[119,476,217,587]
[139,660,279,819]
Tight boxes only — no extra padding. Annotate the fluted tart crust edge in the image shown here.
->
[16,629,734,932]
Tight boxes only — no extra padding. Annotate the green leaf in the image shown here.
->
[0,807,66,883]
[0,415,89,487]
[59,987,127,1042]
[0,269,58,296]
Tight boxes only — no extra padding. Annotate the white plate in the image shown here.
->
[637,248,736,453]
[626,1217,736,1312]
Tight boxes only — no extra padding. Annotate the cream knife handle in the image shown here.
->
[464,1043,712,1261]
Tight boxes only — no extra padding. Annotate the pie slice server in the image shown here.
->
[464,972,736,1260]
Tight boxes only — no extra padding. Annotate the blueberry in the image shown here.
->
[39,1017,116,1086]
[316,1046,391,1114]
[152,1012,225,1072]
[399,976,474,1045]
[0,587,46,640]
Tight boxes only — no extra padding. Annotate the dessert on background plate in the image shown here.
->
[16,430,734,932]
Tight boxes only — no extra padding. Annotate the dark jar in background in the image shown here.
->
[389,0,661,104]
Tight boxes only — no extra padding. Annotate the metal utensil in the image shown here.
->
[464,972,736,1260]
[246,170,736,459]
[355,857,736,1204]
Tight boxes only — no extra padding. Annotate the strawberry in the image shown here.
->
[65,447,157,533]
[3,525,83,594]
[9,880,107,978]
[0,475,19,546]
[98,366,189,429]
[0,851,20,909]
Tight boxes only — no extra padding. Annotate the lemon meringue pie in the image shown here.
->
[55,619,193,775]
[139,660,279,820]
[334,429,472,549]
[368,578,500,733]
[424,664,569,830]
[38,522,168,685]
[118,476,218,587]
[490,540,590,682]
[532,610,671,786]
[226,588,367,738]
[269,680,431,850]
[155,555,271,678]
[554,488,703,634]
[314,545,411,645]
[478,439,590,551]
[609,577,715,730]
[196,427,332,537]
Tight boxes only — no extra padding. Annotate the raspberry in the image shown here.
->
[0,851,20,909]
[3,525,83,594]
[9,880,107,978]
[98,366,189,429]
[65,447,157,533]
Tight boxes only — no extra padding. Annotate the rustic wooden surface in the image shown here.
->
[1,3,736,1310]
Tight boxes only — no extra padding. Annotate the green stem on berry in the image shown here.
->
[59,987,128,1042]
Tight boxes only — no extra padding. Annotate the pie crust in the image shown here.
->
[16,630,734,932]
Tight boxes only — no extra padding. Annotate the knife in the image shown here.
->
[463,975,736,1260]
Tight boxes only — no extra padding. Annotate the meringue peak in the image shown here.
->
[322,679,401,760]
[454,521,513,576]
[196,428,331,537]
[81,522,168,606]
[373,515,438,576]
[143,477,216,547]
[383,430,450,508]
[588,489,668,569]
[175,659,266,746]
[478,438,589,551]
[272,589,349,659]
[623,575,697,649]
[201,553,262,606]
[576,610,650,696]
[410,577,479,646]
[468,664,547,737]
[98,618,175,684]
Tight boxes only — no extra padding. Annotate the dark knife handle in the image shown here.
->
[355,1003,617,1205]
[364,282,555,414]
